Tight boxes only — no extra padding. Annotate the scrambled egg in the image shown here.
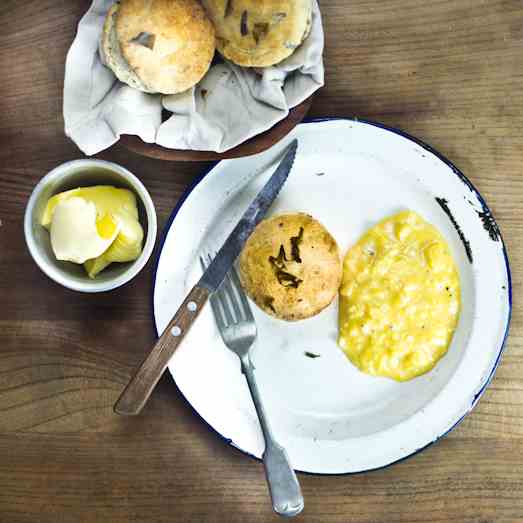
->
[338,211,460,381]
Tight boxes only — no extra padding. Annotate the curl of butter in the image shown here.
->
[50,197,120,264]
[41,186,144,278]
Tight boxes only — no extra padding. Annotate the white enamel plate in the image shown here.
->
[154,119,511,474]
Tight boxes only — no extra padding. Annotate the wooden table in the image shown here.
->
[1,1,522,521]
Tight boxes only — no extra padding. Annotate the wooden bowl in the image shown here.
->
[119,95,313,161]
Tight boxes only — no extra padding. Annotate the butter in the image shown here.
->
[41,186,138,227]
[50,197,120,263]
[41,186,144,278]
[84,207,144,278]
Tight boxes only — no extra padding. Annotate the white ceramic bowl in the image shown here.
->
[24,159,157,292]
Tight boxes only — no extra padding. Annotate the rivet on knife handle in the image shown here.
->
[114,285,210,416]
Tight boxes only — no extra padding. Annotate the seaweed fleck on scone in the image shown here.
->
[201,0,312,67]
[239,213,341,321]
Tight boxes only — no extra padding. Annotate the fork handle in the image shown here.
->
[241,358,304,518]
[114,285,210,416]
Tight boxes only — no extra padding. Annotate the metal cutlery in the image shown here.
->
[202,256,304,518]
[114,139,298,416]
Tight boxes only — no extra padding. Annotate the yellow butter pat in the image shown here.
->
[41,186,143,278]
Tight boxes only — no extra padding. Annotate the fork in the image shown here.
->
[201,255,304,518]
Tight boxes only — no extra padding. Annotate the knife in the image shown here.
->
[114,139,298,416]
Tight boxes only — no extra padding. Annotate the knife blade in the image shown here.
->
[114,139,298,416]
[200,139,297,292]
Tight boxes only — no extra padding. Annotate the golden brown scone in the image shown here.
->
[201,0,312,67]
[103,0,215,94]
[239,213,341,321]
[101,4,149,91]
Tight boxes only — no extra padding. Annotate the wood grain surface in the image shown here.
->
[0,0,522,522]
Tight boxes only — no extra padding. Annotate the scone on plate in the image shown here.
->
[201,0,312,67]
[239,213,341,321]
[101,0,215,94]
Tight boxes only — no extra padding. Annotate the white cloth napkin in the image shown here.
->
[63,0,324,155]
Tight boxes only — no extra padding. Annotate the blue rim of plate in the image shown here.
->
[152,117,512,475]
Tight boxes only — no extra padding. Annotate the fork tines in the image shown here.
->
[199,254,254,328]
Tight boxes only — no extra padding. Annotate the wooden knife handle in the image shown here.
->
[114,285,210,416]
